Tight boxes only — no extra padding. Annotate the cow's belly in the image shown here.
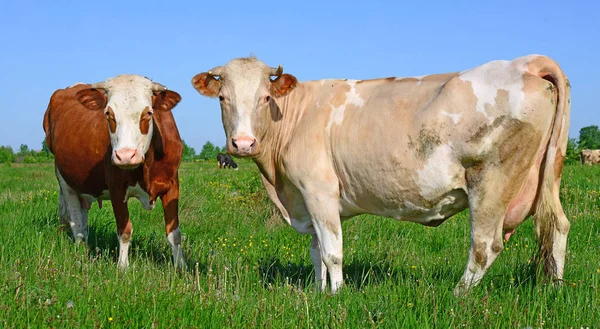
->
[339,187,468,226]
[80,185,156,211]
[370,188,467,225]
[81,190,110,203]
[125,183,156,210]
[335,146,468,225]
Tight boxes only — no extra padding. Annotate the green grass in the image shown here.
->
[1,161,599,328]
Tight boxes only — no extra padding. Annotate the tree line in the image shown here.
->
[182,140,227,162]
[0,140,226,164]
[0,141,54,164]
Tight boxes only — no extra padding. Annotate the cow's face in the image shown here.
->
[587,150,600,164]
[76,75,181,169]
[192,58,297,157]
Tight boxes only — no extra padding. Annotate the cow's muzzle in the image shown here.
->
[113,148,144,169]
[231,136,257,157]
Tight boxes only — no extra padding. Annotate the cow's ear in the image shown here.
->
[270,74,298,98]
[153,90,181,112]
[76,88,107,110]
[191,72,221,97]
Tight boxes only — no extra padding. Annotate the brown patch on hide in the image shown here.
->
[468,115,506,144]
[408,124,443,159]
[329,83,351,108]
[140,107,152,135]
[106,106,116,133]
[554,147,565,178]
[474,241,487,267]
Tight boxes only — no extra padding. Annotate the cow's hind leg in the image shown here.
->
[456,162,535,295]
[455,191,505,295]
[56,170,87,242]
[161,178,185,270]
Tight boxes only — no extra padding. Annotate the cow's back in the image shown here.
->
[44,84,110,196]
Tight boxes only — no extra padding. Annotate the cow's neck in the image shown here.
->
[253,82,311,185]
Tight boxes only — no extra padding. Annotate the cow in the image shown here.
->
[43,74,185,269]
[191,55,570,295]
[579,149,600,165]
[217,153,238,170]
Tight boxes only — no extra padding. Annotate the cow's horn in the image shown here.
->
[270,65,283,77]
[152,82,168,92]
[90,82,108,89]
[208,66,224,77]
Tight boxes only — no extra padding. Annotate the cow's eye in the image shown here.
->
[219,95,225,102]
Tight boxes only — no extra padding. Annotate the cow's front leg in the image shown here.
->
[304,196,343,293]
[160,179,185,270]
[310,234,327,291]
[111,191,132,268]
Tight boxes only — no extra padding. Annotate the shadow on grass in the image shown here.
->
[257,257,313,288]
[36,209,191,270]
[86,219,193,270]
[257,256,543,292]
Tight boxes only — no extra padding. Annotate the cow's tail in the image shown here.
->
[531,56,571,278]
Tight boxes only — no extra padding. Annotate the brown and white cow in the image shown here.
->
[192,55,570,294]
[43,74,185,269]
[580,149,600,165]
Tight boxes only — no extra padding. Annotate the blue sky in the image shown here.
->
[0,0,597,152]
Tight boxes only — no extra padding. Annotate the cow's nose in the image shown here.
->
[113,148,143,168]
[231,136,256,155]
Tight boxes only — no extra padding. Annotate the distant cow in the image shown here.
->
[43,75,185,269]
[192,55,571,294]
[217,153,238,169]
[579,149,600,165]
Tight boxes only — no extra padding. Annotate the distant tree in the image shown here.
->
[564,138,580,165]
[18,144,30,156]
[181,140,196,161]
[198,141,223,160]
[41,139,51,155]
[579,125,600,150]
[36,139,54,162]
[0,146,15,163]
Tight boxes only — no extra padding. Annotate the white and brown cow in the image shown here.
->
[580,149,600,165]
[43,75,185,269]
[192,55,570,294]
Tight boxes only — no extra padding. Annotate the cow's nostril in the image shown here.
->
[231,138,238,150]
[115,152,122,161]
[250,139,256,148]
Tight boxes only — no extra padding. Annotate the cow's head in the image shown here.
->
[191,58,297,157]
[76,75,181,169]
[580,149,600,164]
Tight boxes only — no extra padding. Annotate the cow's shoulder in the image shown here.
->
[142,110,182,195]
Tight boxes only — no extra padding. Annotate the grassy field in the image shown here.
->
[0,161,599,328]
